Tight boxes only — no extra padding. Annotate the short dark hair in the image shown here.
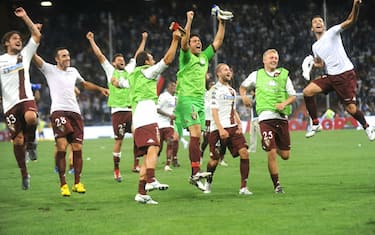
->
[1,30,21,50]
[136,51,150,66]
[311,15,323,22]
[54,47,68,58]
[112,53,124,63]
[189,33,200,44]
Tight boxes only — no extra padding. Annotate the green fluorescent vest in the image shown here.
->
[108,70,131,107]
[255,68,292,115]
[129,65,158,108]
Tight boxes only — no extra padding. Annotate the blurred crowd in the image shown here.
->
[1,0,374,124]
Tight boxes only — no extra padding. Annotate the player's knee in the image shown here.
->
[279,151,290,160]
[345,104,357,114]
[302,87,312,97]
[24,111,38,125]
[239,148,249,159]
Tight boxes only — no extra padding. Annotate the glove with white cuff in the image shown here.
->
[211,4,234,21]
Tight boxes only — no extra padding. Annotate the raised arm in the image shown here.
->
[163,30,182,65]
[15,7,41,43]
[341,0,362,30]
[133,32,148,59]
[181,11,194,51]
[212,18,226,51]
[86,32,107,64]
[32,54,45,69]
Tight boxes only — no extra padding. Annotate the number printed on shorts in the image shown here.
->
[118,123,126,136]
[6,114,16,126]
[262,130,273,140]
[6,114,17,131]
[54,116,67,127]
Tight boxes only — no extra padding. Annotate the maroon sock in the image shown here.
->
[146,168,155,183]
[24,124,37,144]
[166,141,173,166]
[138,180,147,195]
[304,96,319,124]
[172,140,179,161]
[113,156,120,169]
[351,110,368,128]
[73,150,82,184]
[240,159,249,188]
[270,174,280,188]
[206,161,218,183]
[189,136,201,175]
[13,144,28,177]
[56,151,67,186]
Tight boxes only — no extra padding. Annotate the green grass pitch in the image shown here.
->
[0,129,374,235]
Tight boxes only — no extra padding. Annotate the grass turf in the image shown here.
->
[0,129,374,235]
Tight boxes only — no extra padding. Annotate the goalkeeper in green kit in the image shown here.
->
[174,7,233,191]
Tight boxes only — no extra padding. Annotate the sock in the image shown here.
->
[206,162,218,184]
[113,152,121,169]
[270,173,280,188]
[56,151,67,186]
[172,140,179,165]
[304,96,319,124]
[189,136,201,175]
[13,144,28,177]
[240,159,249,188]
[73,150,82,184]
[24,124,37,145]
[146,168,155,183]
[351,110,368,128]
[166,141,173,166]
[138,180,147,195]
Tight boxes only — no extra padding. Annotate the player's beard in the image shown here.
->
[116,64,125,70]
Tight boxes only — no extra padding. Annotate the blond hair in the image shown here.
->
[262,49,278,60]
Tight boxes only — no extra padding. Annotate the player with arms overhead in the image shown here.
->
[174,8,231,191]
[0,7,41,190]
[303,0,375,140]
[112,29,182,204]
[86,31,148,181]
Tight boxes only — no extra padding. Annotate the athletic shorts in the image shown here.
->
[50,111,84,144]
[159,126,174,144]
[209,126,248,159]
[4,100,37,139]
[259,119,290,151]
[175,96,205,129]
[133,123,160,158]
[312,69,357,106]
[111,111,132,140]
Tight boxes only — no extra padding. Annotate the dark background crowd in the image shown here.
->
[1,0,375,125]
